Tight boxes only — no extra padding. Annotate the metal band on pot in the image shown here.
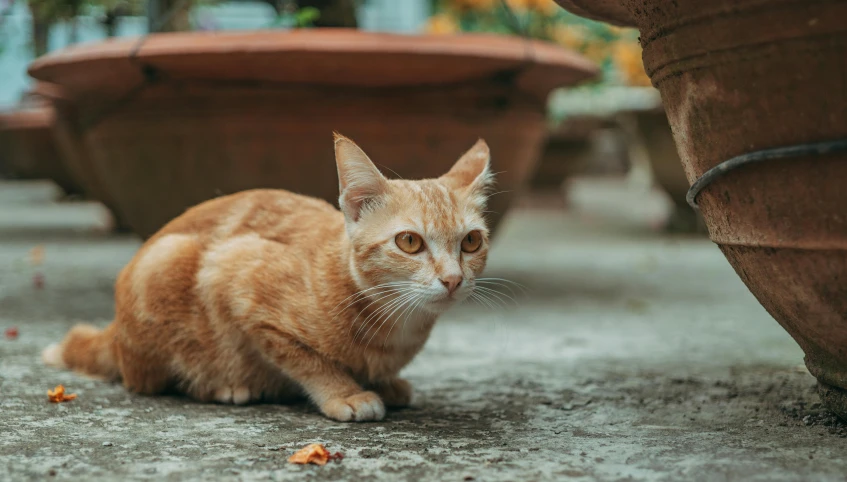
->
[686,139,847,209]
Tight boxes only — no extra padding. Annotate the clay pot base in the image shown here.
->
[817,383,847,422]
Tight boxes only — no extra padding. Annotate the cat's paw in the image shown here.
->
[372,378,413,407]
[213,386,252,405]
[42,343,66,369]
[320,391,385,422]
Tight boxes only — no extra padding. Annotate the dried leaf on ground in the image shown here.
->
[288,443,343,465]
[47,385,77,403]
[30,245,44,266]
[33,273,45,289]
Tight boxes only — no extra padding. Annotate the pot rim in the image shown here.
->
[0,107,54,131]
[552,0,635,27]
[28,29,598,99]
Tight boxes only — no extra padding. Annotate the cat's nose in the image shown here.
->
[440,275,463,295]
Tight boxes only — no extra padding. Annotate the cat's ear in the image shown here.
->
[334,132,388,222]
[440,139,494,197]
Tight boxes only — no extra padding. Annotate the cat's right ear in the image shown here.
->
[334,132,388,222]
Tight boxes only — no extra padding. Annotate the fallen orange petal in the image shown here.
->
[30,245,44,266]
[47,384,77,403]
[288,443,331,466]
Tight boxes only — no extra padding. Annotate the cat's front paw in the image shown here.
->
[320,391,385,422]
[372,378,413,408]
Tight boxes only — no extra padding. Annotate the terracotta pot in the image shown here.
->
[31,83,131,231]
[619,107,706,234]
[553,0,847,418]
[530,116,618,191]
[0,103,81,195]
[27,30,597,239]
[552,0,632,26]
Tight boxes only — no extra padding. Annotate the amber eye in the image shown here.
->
[461,230,483,253]
[395,232,424,254]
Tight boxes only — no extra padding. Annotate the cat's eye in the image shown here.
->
[461,230,483,253]
[395,232,424,254]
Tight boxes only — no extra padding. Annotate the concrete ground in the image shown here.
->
[1,180,846,482]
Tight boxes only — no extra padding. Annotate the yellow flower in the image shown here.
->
[612,41,652,86]
[529,0,559,15]
[551,25,585,50]
[450,0,497,11]
[427,14,460,35]
[581,42,609,64]
[606,25,626,35]
[504,0,558,14]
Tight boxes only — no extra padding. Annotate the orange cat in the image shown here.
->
[43,133,494,421]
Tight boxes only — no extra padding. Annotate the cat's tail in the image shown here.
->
[42,323,120,381]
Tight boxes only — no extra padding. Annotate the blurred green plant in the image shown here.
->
[427,0,651,87]
[26,0,85,55]
[268,4,320,28]
[149,0,351,32]
[265,0,359,28]
[16,0,145,55]
[92,0,144,36]
[146,0,216,32]
[0,0,13,56]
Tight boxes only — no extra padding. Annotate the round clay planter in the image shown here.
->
[618,107,706,234]
[553,0,847,418]
[0,102,81,195]
[530,116,618,191]
[27,29,598,239]
[31,83,132,231]
[552,0,632,26]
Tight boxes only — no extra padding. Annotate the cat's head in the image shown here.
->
[334,133,494,314]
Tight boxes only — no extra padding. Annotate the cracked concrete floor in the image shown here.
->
[1,180,846,482]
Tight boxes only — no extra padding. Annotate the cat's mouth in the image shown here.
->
[429,291,467,308]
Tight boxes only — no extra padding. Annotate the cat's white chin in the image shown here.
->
[423,294,467,314]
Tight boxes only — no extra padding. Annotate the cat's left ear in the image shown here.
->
[440,139,494,198]
[334,132,388,222]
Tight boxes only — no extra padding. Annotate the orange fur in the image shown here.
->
[44,134,494,421]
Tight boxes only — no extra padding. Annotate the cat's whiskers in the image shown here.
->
[357,291,418,347]
[356,291,413,337]
[473,285,516,307]
[339,282,414,338]
[480,290,509,309]
[469,291,497,310]
[474,278,527,309]
[364,291,422,351]
[338,287,408,326]
[332,281,415,318]
[350,288,415,340]
[482,189,512,201]
[385,295,426,349]
[351,288,418,343]
[476,277,527,294]
[342,288,408,340]
[382,294,422,346]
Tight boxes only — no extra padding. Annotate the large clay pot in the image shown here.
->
[31,83,131,231]
[553,0,847,418]
[530,116,619,191]
[0,103,81,195]
[27,30,598,239]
